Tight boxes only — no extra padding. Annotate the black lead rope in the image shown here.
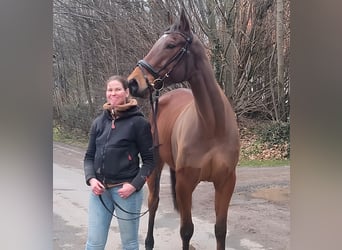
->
[98,87,161,221]
[150,87,161,157]
[99,194,149,221]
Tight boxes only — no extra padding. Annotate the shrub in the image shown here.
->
[55,103,96,138]
[256,121,290,158]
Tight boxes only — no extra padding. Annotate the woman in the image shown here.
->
[83,75,155,250]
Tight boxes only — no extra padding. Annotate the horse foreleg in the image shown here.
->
[214,171,236,250]
[176,168,200,250]
[145,167,162,250]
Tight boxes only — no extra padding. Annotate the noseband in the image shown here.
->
[137,31,192,90]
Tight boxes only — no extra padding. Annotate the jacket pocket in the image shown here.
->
[102,146,137,179]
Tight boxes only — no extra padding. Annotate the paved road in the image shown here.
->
[53,142,289,250]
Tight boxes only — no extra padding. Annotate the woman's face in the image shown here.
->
[106,80,129,107]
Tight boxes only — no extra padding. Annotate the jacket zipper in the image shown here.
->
[102,117,114,184]
[111,109,116,129]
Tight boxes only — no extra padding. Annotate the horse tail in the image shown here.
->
[170,167,179,211]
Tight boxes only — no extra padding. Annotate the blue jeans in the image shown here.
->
[85,186,143,250]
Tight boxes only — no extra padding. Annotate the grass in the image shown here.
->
[53,127,88,148]
[53,126,290,168]
[238,159,290,167]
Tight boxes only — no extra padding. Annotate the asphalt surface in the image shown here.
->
[53,142,290,250]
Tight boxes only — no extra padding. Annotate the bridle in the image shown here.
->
[137,31,192,91]
[135,30,193,168]
[137,30,193,169]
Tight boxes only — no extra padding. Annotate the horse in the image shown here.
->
[127,10,240,250]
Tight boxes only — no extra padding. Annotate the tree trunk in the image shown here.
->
[76,27,95,116]
[276,0,285,121]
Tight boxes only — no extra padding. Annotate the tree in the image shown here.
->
[53,0,290,136]
[276,0,285,121]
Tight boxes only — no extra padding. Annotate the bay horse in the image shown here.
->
[127,10,240,250]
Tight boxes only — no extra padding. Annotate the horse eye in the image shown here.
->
[166,44,176,49]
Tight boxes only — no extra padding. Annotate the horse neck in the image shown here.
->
[189,60,231,134]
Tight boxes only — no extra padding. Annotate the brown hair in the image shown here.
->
[105,75,128,90]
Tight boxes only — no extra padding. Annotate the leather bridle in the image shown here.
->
[137,31,192,90]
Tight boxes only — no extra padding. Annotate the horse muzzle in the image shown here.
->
[128,78,149,98]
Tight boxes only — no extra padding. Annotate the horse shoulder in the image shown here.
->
[157,88,193,126]
[155,88,193,168]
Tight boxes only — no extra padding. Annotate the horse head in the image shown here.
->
[128,10,197,98]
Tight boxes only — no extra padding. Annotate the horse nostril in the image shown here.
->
[128,79,138,96]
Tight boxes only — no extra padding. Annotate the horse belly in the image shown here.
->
[173,143,237,182]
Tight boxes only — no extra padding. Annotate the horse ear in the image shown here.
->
[167,11,173,25]
[178,9,190,33]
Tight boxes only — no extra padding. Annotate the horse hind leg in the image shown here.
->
[214,171,236,250]
[145,162,163,250]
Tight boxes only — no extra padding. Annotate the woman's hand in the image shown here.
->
[89,178,105,196]
[118,183,136,199]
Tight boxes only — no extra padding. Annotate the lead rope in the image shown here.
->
[99,86,161,220]
[99,194,149,221]
[148,86,162,196]
[150,87,161,160]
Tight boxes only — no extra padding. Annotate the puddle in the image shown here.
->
[251,187,289,202]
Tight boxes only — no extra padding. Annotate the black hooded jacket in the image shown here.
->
[84,106,154,190]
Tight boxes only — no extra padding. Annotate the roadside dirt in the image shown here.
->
[54,142,289,250]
